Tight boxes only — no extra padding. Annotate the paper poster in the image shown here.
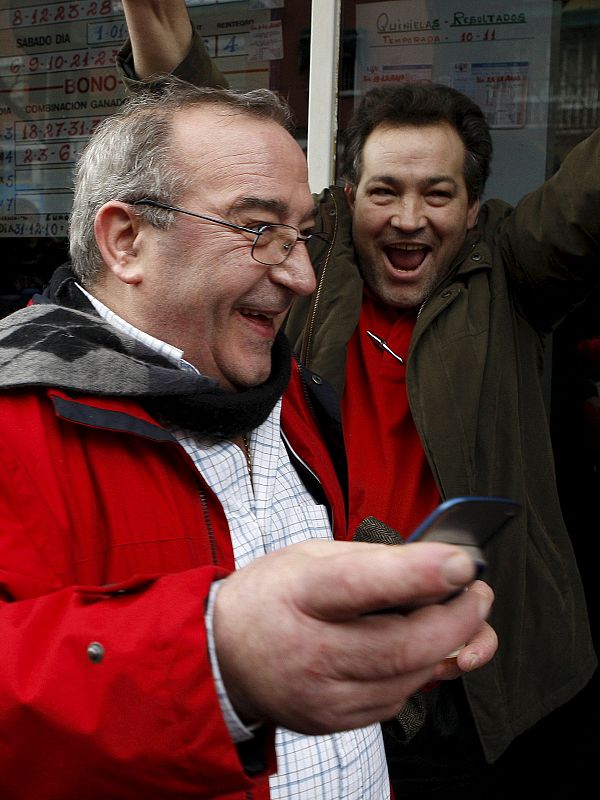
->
[0,0,273,238]
[355,0,556,202]
[453,60,529,129]
[355,0,552,129]
[248,20,283,62]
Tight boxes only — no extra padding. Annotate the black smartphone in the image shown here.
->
[405,495,521,575]
[364,496,520,615]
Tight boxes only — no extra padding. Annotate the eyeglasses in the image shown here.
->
[132,198,326,266]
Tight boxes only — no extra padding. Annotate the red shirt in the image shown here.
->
[342,289,440,538]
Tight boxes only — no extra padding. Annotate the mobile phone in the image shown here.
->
[362,496,520,616]
[405,495,520,575]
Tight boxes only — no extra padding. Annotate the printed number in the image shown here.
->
[222,36,239,54]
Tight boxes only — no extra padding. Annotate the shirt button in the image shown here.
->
[311,374,323,384]
[471,252,482,261]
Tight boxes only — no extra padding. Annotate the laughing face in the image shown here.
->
[134,106,317,391]
[346,122,480,309]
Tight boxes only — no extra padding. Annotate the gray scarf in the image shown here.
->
[0,269,291,439]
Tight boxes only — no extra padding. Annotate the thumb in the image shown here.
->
[294,541,477,620]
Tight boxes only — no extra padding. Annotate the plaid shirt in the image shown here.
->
[83,287,390,799]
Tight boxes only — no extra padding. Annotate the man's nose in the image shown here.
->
[269,244,316,297]
[389,198,426,231]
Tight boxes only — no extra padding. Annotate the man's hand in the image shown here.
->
[432,617,497,681]
[213,539,496,734]
[121,1,193,79]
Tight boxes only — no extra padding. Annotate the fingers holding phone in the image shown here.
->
[213,538,494,734]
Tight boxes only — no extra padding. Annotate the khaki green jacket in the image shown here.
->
[117,31,598,763]
[286,142,600,760]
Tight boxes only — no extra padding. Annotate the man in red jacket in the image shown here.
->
[0,78,495,799]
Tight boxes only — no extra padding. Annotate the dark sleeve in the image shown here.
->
[496,128,600,328]
[116,25,230,94]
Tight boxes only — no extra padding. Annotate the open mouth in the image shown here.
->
[385,243,430,272]
[240,309,274,322]
[238,308,279,336]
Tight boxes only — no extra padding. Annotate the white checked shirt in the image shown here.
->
[80,287,390,800]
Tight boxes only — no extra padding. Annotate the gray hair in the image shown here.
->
[69,76,294,286]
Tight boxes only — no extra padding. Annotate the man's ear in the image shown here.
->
[467,198,480,230]
[344,182,356,210]
[94,201,145,285]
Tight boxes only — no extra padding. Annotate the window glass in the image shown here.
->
[0,0,311,313]
[338,1,599,194]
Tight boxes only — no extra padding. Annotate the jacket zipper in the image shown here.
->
[301,189,339,366]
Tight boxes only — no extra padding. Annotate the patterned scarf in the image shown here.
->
[0,265,291,439]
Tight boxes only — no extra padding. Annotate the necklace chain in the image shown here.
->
[241,434,253,477]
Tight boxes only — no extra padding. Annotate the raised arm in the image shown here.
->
[121,0,192,78]
[493,127,600,329]
[119,0,228,89]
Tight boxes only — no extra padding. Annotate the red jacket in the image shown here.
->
[0,362,347,799]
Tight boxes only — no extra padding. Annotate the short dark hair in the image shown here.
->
[340,82,493,203]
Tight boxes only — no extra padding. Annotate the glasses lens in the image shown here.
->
[253,225,298,265]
